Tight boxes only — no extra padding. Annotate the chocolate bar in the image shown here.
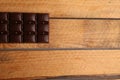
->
[0,12,49,43]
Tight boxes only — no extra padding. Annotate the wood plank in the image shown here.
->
[0,50,120,79]
[3,75,120,80]
[0,19,120,49]
[0,0,120,18]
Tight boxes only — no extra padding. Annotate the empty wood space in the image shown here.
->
[1,50,120,79]
[0,0,120,80]
[0,0,120,18]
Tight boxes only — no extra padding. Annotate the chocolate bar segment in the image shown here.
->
[0,13,8,21]
[9,34,22,43]
[37,13,49,22]
[0,24,8,32]
[9,24,22,32]
[0,34,8,43]
[23,13,36,23]
[37,35,49,43]
[0,12,49,43]
[23,34,36,43]
[38,24,49,33]
[9,13,22,21]
[23,24,36,32]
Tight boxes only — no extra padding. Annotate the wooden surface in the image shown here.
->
[1,19,120,49]
[0,0,120,18]
[1,50,120,79]
[0,0,120,80]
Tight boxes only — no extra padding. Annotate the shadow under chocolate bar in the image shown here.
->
[0,12,49,43]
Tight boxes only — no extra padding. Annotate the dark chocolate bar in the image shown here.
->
[0,12,49,43]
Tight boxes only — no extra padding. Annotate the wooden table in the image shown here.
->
[0,0,120,79]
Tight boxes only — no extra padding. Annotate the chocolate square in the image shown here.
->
[0,34,8,43]
[23,35,36,43]
[37,35,49,43]
[23,13,36,25]
[9,13,22,21]
[0,24,7,32]
[0,13,8,21]
[37,13,49,22]
[9,24,22,32]
[23,13,36,22]
[9,34,22,43]
[38,24,49,32]
[23,24,36,32]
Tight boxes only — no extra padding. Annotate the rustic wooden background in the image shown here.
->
[0,0,120,79]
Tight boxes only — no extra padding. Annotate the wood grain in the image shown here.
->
[0,19,120,49]
[0,0,120,80]
[3,75,120,80]
[0,50,120,79]
[0,0,120,18]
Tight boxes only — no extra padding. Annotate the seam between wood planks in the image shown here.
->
[50,17,120,20]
